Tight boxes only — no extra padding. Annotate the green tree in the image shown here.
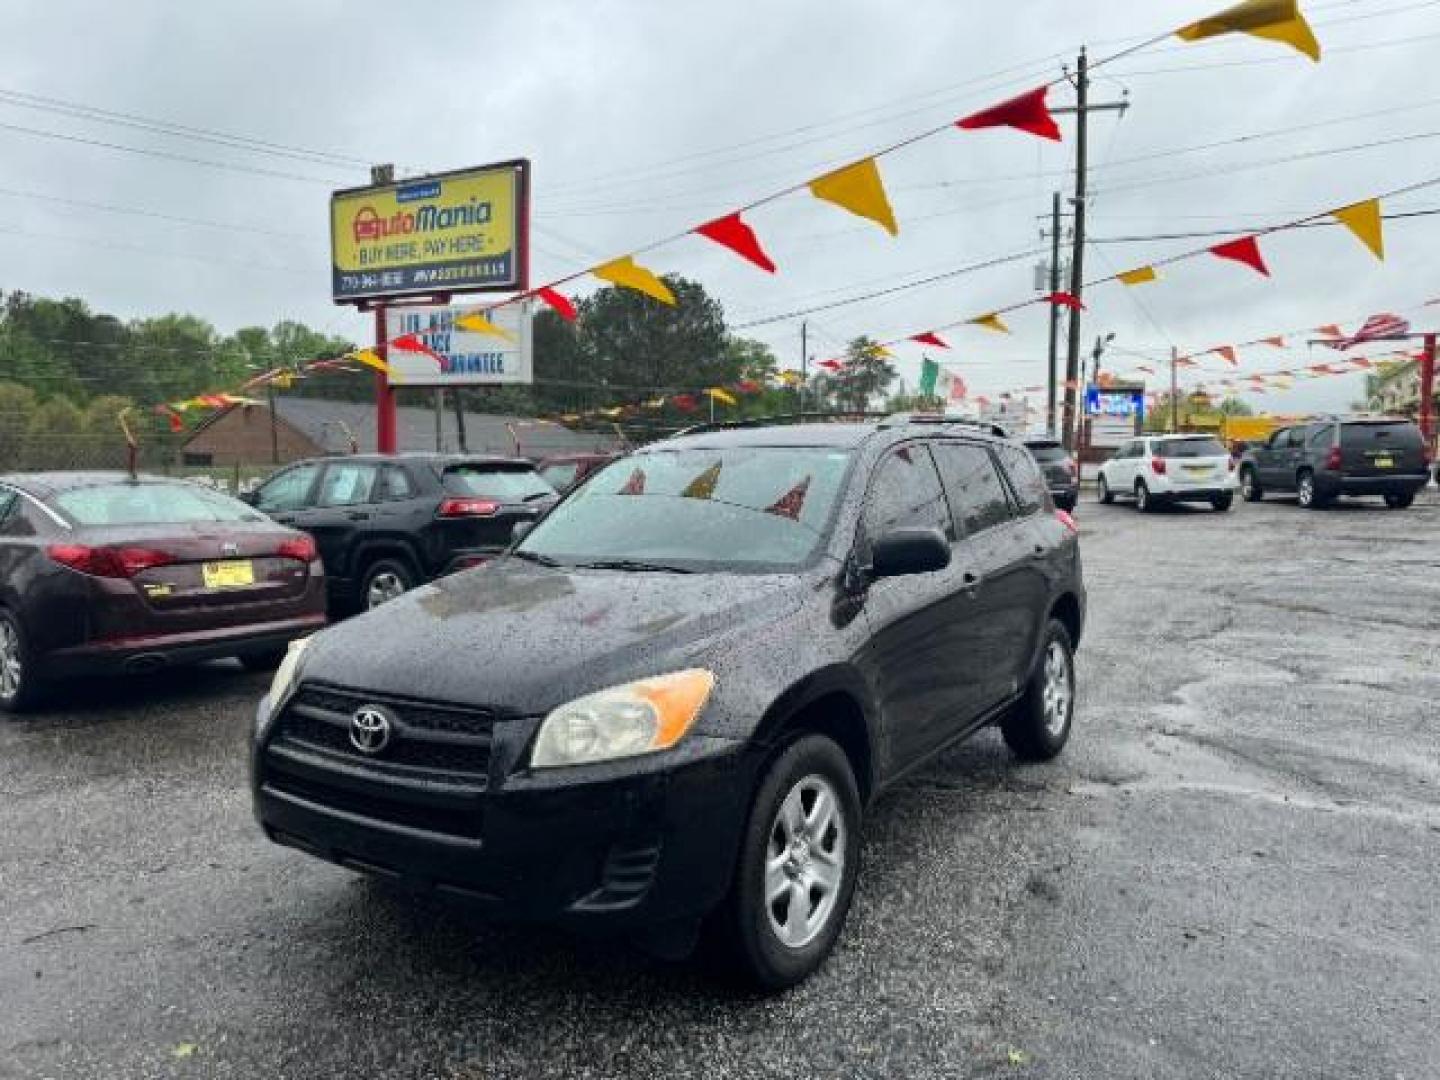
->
[24,397,86,470]
[830,337,896,411]
[0,381,37,468]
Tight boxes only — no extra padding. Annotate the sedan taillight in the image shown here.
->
[47,545,176,578]
[1150,457,1167,475]
[438,497,501,518]
[276,535,317,562]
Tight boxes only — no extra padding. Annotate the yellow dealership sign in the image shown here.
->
[330,160,529,302]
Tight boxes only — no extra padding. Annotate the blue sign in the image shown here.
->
[1085,387,1145,419]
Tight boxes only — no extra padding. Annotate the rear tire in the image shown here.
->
[714,734,861,991]
[361,558,416,610]
[1002,619,1076,762]
[1384,493,1414,509]
[1097,475,1114,504]
[1135,480,1154,513]
[239,648,287,673]
[1240,467,1263,502]
[0,609,42,714]
[1211,492,1234,512]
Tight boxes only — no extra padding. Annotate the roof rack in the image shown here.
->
[877,412,1011,438]
[671,411,889,437]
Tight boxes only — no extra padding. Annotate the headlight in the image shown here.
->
[530,669,716,769]
[268,636,311,706]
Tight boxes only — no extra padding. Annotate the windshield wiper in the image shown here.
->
[571,558,696,574]
[509,550,561,567]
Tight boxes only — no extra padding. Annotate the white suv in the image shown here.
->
[1097,434,1238,512]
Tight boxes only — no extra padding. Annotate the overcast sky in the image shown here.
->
[3,0,1438,415]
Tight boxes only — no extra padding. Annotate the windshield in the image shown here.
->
[1025,442,1068,462]
[1155,438,1227,458]
[54,481,263,526]
[516,446,853,570]
[443,465,555,502]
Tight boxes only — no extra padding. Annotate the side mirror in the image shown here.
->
[510,521,534,544]
[871,526,950,579]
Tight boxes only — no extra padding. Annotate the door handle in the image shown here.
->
[962,571,979,587]
[1033,544,1045,556]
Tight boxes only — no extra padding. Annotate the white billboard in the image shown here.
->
[387,301,533,387]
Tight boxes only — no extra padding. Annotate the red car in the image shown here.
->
[0,472,327,712]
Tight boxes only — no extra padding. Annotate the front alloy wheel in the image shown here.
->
[0,611,39,713]
[765,775,846,950]
[1297,472,1318,509]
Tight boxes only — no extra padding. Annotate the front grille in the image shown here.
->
[261,682,496,840]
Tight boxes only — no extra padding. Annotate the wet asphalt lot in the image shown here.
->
[2,489,1437,1079]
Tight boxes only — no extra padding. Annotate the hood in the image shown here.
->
[299,559,808,714]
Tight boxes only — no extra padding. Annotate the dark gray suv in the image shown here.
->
[1238,418,1430,509]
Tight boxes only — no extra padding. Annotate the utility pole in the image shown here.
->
[1170,345,1180,433]
[434,387,444,451]
[266,377,279,464]
[800,321,809,413]
[1046,191,1062,436]
[452,386,468,452]
[1055,49,1128,453]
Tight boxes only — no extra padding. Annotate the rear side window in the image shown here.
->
[444,465,556,503]
[54,482,260,525]
[995,443,1047,515]
[862,444,952,543]
[1307,425,1335,448]
[1341,422,1422,449]
[1025,442,1067,463]
[378,466,416,501]
[0,489,16,527]
[1155,438,1227,458]
[256,464,320,513]
[317,463,379,508]
[932,442,1014,535]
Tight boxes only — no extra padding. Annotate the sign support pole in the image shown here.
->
[375,304,396,454]
[1420,332,1436,454]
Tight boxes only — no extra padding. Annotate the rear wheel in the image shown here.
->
[716,734,861,990]
[1002,619,1076,761]
[1097,475,1114,504]
[1211,492,1234,512]
[0,609,41,714]
[1135,480,1154,512]
[1240,467,1263,502]
[1384,492,1414,509]
[361,558,416,610]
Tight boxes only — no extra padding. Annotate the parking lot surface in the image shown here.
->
[2,491,1437,1079]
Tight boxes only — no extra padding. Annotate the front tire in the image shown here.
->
[1297,470,1322,509]
[718,734,861,991]
[1240,467,1263,502]
[1211,492,1234,512]
[1384,493,1414,509]
[361,558,416,610]
[1002,619,1076,761]
[1097,475,1114,504]
[0,609,42,714]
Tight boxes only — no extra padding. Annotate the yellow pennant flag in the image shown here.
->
[1118,265,1158,286]
[1176,0,1320,61]
[456,311,517,341]
[681,461,722,500]
[706,387,738,406]
[592,256,676,305]
[353,348,391,375]
[808,157,899,236]
[865,344,895,358]
[1331,198,1384,260]
[969,313,1010,334]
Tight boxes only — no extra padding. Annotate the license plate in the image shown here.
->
[1373,456,1394,468]
[1184,465,1209,473]
[202,560,254,588]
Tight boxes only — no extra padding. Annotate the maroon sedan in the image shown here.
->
[0,472,327,712]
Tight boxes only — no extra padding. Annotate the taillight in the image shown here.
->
[1054,508,1079,535]
[276,535,317,562]
[1150,457,1167,475]
[46,544,175,578]
[1325,447,1342,470]
[438,497,501,518]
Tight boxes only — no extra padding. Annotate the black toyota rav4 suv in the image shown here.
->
[251,416,1085,988]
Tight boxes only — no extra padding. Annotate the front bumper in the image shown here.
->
[42,613,327,677]
[252,693,753,930]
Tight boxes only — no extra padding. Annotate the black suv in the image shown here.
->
[1237,418,1431,509]
[251,417,1085,988]
[1022,436,1079,511]
[247,453,557,610]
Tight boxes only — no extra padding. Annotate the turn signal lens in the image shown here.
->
[530,669,716,769]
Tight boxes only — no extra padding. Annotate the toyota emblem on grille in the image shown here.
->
[349,706,393,754]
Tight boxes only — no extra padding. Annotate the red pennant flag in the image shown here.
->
[154,405,184,433]
[1208,236,1269,276]
[1315,324,1343,337]
[1045,291,1085,310]
[765,476,811,521]
[1348,357,1373,368]
[956,85,1061,142]
[695,212,776,273]
[1261,335,1286,347]
[910,331,950,349]
[1213,346,1238,366]
[736,379,762,394]
[671,393,698,413]
[817,358,843,371]
[618,468,646,495]
[536,286,578,322]
[391,333,447,368]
